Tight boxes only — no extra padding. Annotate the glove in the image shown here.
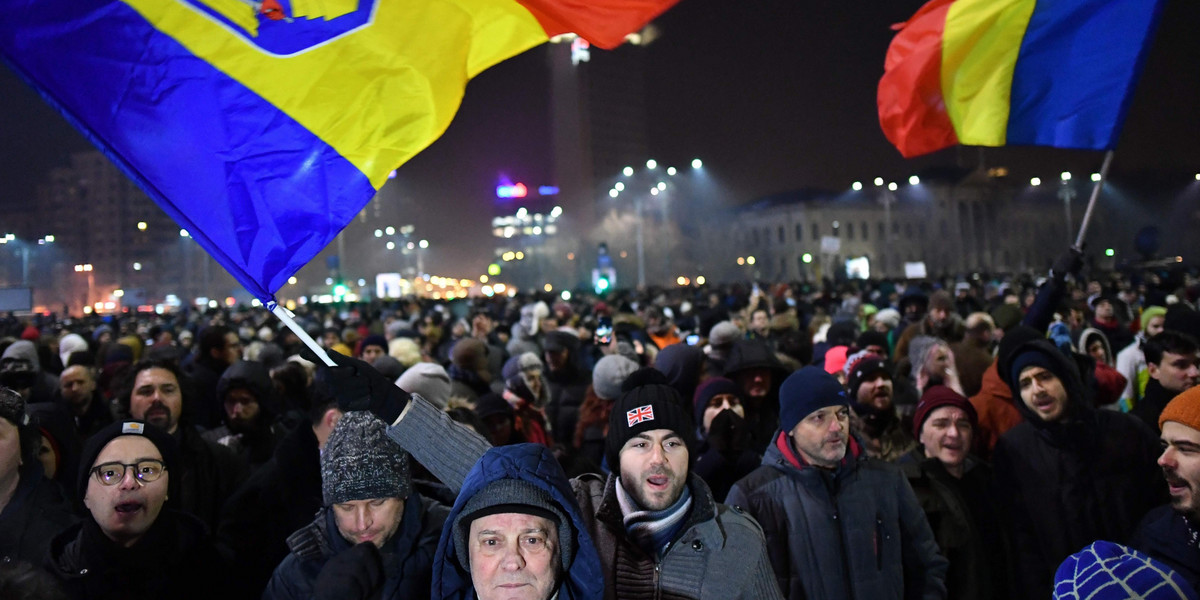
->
[313,542,384,600]
[706,410,748,460]
[1049,246,1084,281]
[303,347,410,423]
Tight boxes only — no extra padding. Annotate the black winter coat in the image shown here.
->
[263,493,448,600]
[216,423,323,600]
[898,451,1009,600]
[171,425,248,532]
[726,432,948,600]
[545,361,591,446]
[0,464,78,565]
[993,339,1165,598]
[47,510,228,600]
[1130,505,1200,595]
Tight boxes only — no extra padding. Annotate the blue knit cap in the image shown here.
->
[779,366,849,433]
[1054,541,1198,599]
[1009,346,1064,391]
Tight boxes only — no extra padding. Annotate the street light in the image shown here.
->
[874,177,884,187]
[646,159,657,170]
[623,166,634,177]
[908,175,920,185]
[851,181,862,191]
[666,167,677,176]
[691,158,703,169]
[887,182,898,191]
[1031,177,1041,186]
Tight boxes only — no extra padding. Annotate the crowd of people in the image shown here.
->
[1,247,1199,599]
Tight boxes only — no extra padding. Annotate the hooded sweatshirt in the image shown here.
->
[431,444,604,600]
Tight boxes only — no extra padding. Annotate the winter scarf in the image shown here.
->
[615,476,692,558]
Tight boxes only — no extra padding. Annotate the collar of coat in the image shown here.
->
[774,429,863,472]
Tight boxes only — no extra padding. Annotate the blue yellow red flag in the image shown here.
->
[0,0,678,302]
[878,0,1164,158]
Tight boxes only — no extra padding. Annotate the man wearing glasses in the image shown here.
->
[47,419,229,599]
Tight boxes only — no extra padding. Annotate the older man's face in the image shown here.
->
[469,512,560,600]
[790,405,850,469]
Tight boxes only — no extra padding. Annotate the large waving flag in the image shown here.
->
[878,0,1165,158]
[0,0,678,303]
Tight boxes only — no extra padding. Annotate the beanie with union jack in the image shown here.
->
[605,383,695,471]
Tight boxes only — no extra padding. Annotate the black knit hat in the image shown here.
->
[77,420,180,503]
[452,478,575,572]
[605,384,695,470]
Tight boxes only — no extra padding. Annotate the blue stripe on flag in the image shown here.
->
[0,0,375,301]
[1006,0,1165,150]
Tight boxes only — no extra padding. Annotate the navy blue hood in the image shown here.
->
[432,443,603,600]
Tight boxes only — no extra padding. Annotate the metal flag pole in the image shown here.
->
[269,302,336,367]
[1073,150,1115,250]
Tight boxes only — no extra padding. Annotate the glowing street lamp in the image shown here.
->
[851,181,862,191]
[691,158,703,169]
[1030,177,1041,186]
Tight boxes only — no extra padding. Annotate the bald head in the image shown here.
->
[60,365,97,414]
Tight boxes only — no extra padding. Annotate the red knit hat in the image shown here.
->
[912,385,978,438]
[1160,386,1200,433]
[20,325,39,341]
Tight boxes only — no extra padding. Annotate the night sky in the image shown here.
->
[2,0,1197,277]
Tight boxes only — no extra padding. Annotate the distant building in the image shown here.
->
[719,169,1070,282]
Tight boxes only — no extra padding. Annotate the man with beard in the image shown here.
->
[846,355,914,462]
[58,364,114,438]
[313,349,781,599]
[203,360,287,472]
[727,366,947,600]
[993,339,1163,598]
[1131,385,1200,592]
[895,290,966,361]
[122,359,246,531]
[182,325,242,429]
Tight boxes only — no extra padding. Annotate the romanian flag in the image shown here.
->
[0,0,677,302]
[878,0,1165,158]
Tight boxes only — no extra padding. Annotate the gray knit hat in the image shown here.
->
[452,478,575,571]
[396,362,452,410]
[908,335,943,381]
[321,411,411,506]
[708,321,742,348]
[592,355,639,401]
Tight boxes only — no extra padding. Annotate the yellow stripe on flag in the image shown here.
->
[195,0,259,37]
[941,0,1037,147]
[123,0,548,188]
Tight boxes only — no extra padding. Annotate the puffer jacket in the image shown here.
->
[391,395,783,600]
[431,443,604,600]
[726,431,948,600]
[264,493,447,600]
[993,338,1165,598]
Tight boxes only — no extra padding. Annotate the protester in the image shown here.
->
[265,411,446,600]
[47,419,228,599]
[993,338,1164,597]
[846,354,914,462]
[690,377,758,502]
[1133,331,1200,431]
[726,366,948,599]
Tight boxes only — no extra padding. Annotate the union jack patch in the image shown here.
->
[626,405,655,427]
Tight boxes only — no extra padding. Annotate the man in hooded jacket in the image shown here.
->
[993,338,1164,598]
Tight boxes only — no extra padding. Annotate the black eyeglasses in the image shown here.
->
[90,460,167,486]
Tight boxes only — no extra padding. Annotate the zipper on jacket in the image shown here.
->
[831,481,856,599]
[875,517,884,570]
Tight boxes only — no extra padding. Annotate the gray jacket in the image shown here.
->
[726,432,948,600]
[388,394,783,600]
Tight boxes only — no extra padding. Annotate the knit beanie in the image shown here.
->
[1142,306,1168,331]
[823,346,850,375]
[620,367,669,394]
[592,355,639,401]
[502,352,544,382]
[605,384,695,470]
[321,411,411,506]
[396,362,452,409]
[1053,541,1198,600]
[990,304,1024,333]
[59,333,89,367]
[873,308,901,330]
[1008,346,1065,392]
[707,321,742,348]
[360,334,388,356]
[779,366,850,433]
[371,355,404,381]
[453,478,574,571]
[856,331,889,354]
[847,356,890,399]
[691,378,742,426]
[77,420,179,504]
[1159,385,1200,433]
[912,385,978,438]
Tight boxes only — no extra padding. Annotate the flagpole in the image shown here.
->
[269,302,336,367]
[1073,150,1115,250]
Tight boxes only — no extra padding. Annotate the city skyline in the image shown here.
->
[1,0,1197,284]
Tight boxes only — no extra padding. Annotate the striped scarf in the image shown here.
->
[615,476,692,557]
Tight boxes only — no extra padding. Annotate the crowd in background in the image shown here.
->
[1,248,1199,599]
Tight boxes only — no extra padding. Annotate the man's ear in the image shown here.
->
[1147,362,1161,380]
[324,408,343,430]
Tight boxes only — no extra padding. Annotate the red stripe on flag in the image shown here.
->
[517,0,680,49]
[878,0,959,158]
